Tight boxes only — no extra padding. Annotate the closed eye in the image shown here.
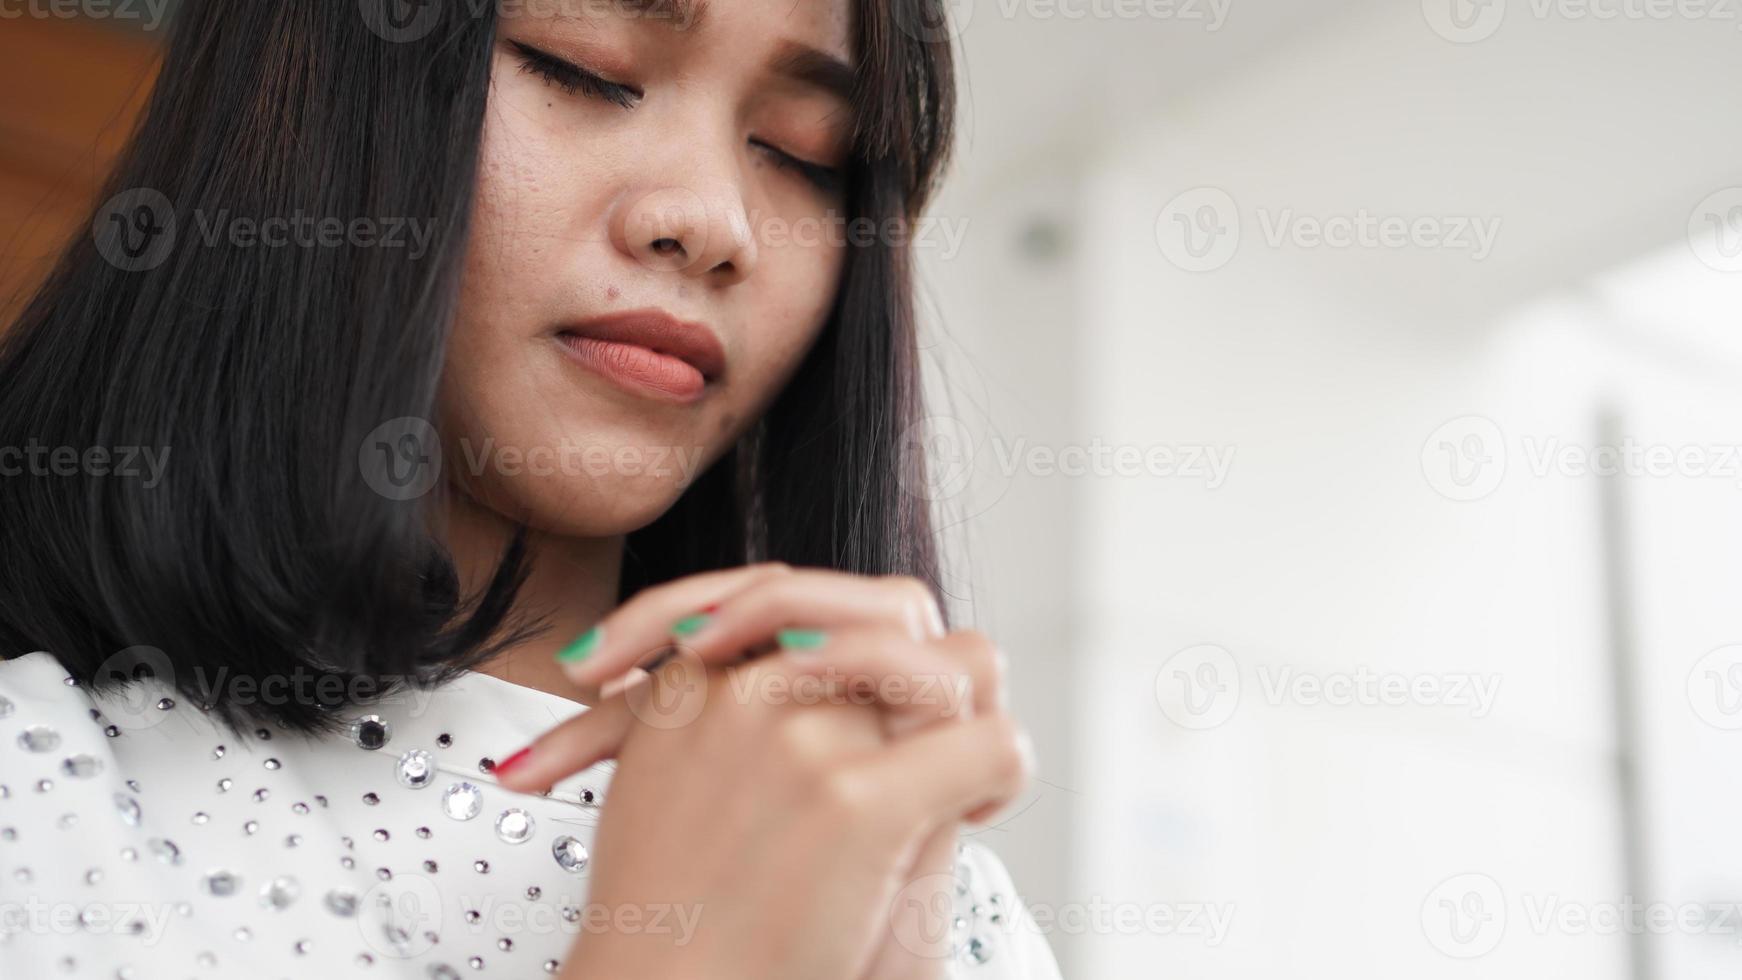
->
[751,139,844,196]
[510,41,641,110]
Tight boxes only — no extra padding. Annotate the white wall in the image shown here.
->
[922,2,1742,976]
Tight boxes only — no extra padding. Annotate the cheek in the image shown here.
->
[461,104,570,323]
[446,82,608,417]
[733,236,846,397]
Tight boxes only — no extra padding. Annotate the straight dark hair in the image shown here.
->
[0,0,957,733]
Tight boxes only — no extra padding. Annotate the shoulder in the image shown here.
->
[0,652,199,973]
[950,839,1064,980]
[0,650,121,752]
[0,648,195,748]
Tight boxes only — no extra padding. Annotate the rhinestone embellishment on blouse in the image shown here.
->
[494,808,534,844]
[551,836,589,874]
[61,754,101,778]
[259,876,301,910]
[0,655,1060,980]
[396,749,435,789]
[350,714,390,751]
[202,869,241,897]
[441,782,483,821]
[18,725,60,752]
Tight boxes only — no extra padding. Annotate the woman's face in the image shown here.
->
[442,0,854,536]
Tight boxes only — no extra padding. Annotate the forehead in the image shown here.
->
[596,0,854,60]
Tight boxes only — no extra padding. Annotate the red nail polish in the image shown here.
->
[494,746,533,777]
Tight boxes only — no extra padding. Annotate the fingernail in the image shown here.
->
[600,667,649,700]
[670,610,714,639]
[777,628,828,653]
[494,745,533,779]
[556,625,604,665]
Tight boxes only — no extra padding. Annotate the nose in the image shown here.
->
[612,177,759,284]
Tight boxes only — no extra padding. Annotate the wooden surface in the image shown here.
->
[0,16,160,322]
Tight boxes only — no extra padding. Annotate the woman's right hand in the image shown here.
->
[494,563,1033,980]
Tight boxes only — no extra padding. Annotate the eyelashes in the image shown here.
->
[509,40,844,194]
[751,140,845,195]
[511,40,641,109]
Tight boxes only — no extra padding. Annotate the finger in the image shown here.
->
[926,629,1005,718]
[677,570,948,667]
[922,632,1015,822]
[852,713,1033,832]
[491,692,639,794]
[783,626,1021,821]
[774,624,973,735]
[558,561,792,689]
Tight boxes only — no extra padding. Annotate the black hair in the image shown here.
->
[0,0,957,734]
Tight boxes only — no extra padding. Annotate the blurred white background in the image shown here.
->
[917,1,1742,976]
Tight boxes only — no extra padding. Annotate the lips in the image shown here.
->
[555,309,726,402]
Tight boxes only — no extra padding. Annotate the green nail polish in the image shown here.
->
[556,625,604,664]
[670,612,713,637]
[777,628,827,652]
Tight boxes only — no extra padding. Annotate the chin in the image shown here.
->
[464,467,708,539]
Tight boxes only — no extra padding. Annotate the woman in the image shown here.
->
[0,0,1061,977]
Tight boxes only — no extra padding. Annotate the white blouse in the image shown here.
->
[0,651,1062,978]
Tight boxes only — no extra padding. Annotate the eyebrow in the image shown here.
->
[619,0,711,31]
[613,0,854,104]
[768,40,856,104]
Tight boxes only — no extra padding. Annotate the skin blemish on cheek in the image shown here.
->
[606,285,621,301]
